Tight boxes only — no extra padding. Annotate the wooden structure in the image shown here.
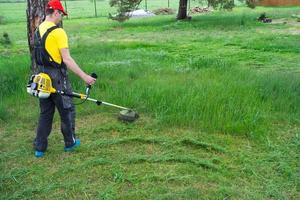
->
[257,0,300,6]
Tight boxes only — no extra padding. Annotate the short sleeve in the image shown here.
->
[55,28,69,49]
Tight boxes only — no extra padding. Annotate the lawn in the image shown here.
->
[0,2,299,199]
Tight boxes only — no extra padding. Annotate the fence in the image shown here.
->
[0,0,205,22]
[60,0,203,18]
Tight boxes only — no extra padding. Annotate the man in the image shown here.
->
[33,0,96,157]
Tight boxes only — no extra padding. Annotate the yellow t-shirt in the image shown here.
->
[38,21,68,64]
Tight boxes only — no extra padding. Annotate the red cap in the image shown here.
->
[47,0,68,16]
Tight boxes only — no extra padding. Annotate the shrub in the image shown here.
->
[246,0,256,9]
[206,0,235,10]
[109,0,142,22]
[237,0,257,9]
[0,32,12,46]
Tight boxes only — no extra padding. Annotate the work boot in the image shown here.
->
[64,138,80,152]
[35,150,45,158]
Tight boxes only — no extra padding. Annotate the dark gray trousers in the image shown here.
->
[34,93,76,152]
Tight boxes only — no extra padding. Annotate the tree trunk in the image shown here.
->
[26,0,48,73]
[177,0,188,20]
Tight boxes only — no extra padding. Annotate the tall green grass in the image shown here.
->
[98,58,300,138]
[2,47,300,138]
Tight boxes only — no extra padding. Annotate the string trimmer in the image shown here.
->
[26,72,139,122]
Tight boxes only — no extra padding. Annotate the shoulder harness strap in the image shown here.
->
[34,25,61,68]
[41,25,59,61]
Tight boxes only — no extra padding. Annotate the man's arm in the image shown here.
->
[60,48,96,85]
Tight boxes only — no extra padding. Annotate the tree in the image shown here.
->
[109,0,142,22]
[177,0,188,20]
[26,0,48,72]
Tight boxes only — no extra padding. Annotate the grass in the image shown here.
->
[1,3,300,199]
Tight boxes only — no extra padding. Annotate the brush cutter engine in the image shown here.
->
[27,73,56,99]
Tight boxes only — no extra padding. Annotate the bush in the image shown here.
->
[109,0,142,22]
[246,0,256,9]
[237,0,257,9]
[207,0,235,10]
[0,32,12,46]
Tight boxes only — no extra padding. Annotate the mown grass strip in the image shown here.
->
[92,137,164,146]
[179,138,226,153]
[60,154,217,171]
[126,155,218,170]
[90,137,225,153]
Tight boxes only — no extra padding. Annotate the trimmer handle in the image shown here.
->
[87,73,98,89]
[91,72,98,79]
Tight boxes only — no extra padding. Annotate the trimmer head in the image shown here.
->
[118,110,139,122]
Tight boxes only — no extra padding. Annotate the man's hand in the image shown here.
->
[83,74,96,86]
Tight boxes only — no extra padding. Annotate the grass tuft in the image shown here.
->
[179,138,226,153]
[126,155,218,170]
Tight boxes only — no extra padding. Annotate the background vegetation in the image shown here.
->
[0,1,299,199]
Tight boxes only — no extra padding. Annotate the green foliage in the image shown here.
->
[237,0,257,8]
[208,0,235,10]
[195,0,235,10]
[108,0,142,22]
[0,32,11,46]
[196,0,257,10]
[246,0,257,8]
